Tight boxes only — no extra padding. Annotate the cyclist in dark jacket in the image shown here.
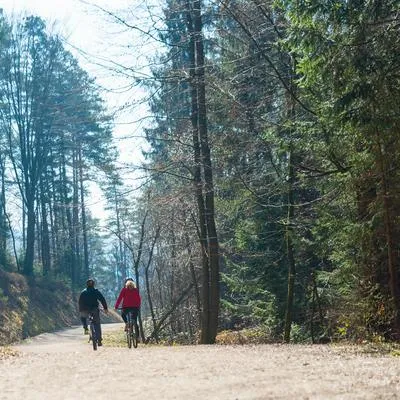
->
[78,278,108,346]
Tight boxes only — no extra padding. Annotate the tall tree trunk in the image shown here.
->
[186,0,220,344]
[78,146,90,279]
[71,149,81,284]
[131,210,148,342]
[0,158,20,270]
[192,0,220,343]
[283,145,296,342]
[145,226,161,342]
[49,167,58,277]
[183,220,201,322]
[39,178,51,276]
[61,153,73,278]
[186,3,210,344]
[0,157,7,266]
[24,201,35,276]
[375,131,400,337]
[283,55,298,342]
[114,186,126,287]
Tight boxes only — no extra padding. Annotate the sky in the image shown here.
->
[1,0,132,40]
[1,0,153,221]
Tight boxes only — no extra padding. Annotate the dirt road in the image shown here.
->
[1,324,400,400]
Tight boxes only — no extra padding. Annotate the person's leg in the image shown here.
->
[121,309,128,331]
[131,308,140,339]
[80,312,89,333]
[121,310,128,323]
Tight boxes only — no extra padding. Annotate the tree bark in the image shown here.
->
[192,0,220,343]
[72,148,81,284]
[0,157,7,266]
[39,178,51,276]
[145,226,161,342]
[186,0,220,344]
[78,145,90,279]
[283,145,296,342]
[24,202,35,276]
[186,3,210,344]
[375,131,400,337]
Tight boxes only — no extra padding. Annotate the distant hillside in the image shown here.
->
[0,270,118,346]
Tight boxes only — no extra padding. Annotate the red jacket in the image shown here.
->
[115,287,141,309]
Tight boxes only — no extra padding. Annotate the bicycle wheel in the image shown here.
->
[127,323,132,349]
[90,321,97,351]
[126,313,132,348]
[132,324,138,349]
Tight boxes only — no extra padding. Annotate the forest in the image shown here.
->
[0,0,400,346]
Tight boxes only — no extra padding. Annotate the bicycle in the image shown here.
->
[88,310,99,351]
[119,308,138,349]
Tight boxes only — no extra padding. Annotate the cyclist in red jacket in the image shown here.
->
[114,278,141,335]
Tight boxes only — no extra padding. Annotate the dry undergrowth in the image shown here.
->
[0,346,19,360]
[104,326,273,347]
[216,327,273,345]
[353,341,400,357]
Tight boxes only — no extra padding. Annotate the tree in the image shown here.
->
[0,13,117,287]
[0,12,10,268]
[282,0,400,338]
[186,0,220,343]
[1,16,62,275]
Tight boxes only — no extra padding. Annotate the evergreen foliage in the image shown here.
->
[137,0,400,342]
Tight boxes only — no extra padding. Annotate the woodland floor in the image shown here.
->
[1,323,400,399]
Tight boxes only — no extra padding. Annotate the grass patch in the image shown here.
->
[103,328,128,347]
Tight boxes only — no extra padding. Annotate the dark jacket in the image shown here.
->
[78,287,108,312]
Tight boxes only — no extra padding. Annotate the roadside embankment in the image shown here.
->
[0,269,119,346]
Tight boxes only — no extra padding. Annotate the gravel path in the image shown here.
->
[1,324,400,399]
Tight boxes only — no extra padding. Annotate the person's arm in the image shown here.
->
[114,288,124,309]
[78,291,84,311]
[97,290,108,311]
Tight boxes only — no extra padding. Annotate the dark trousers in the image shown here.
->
[121,307,139,336]
[80,309,102,341]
